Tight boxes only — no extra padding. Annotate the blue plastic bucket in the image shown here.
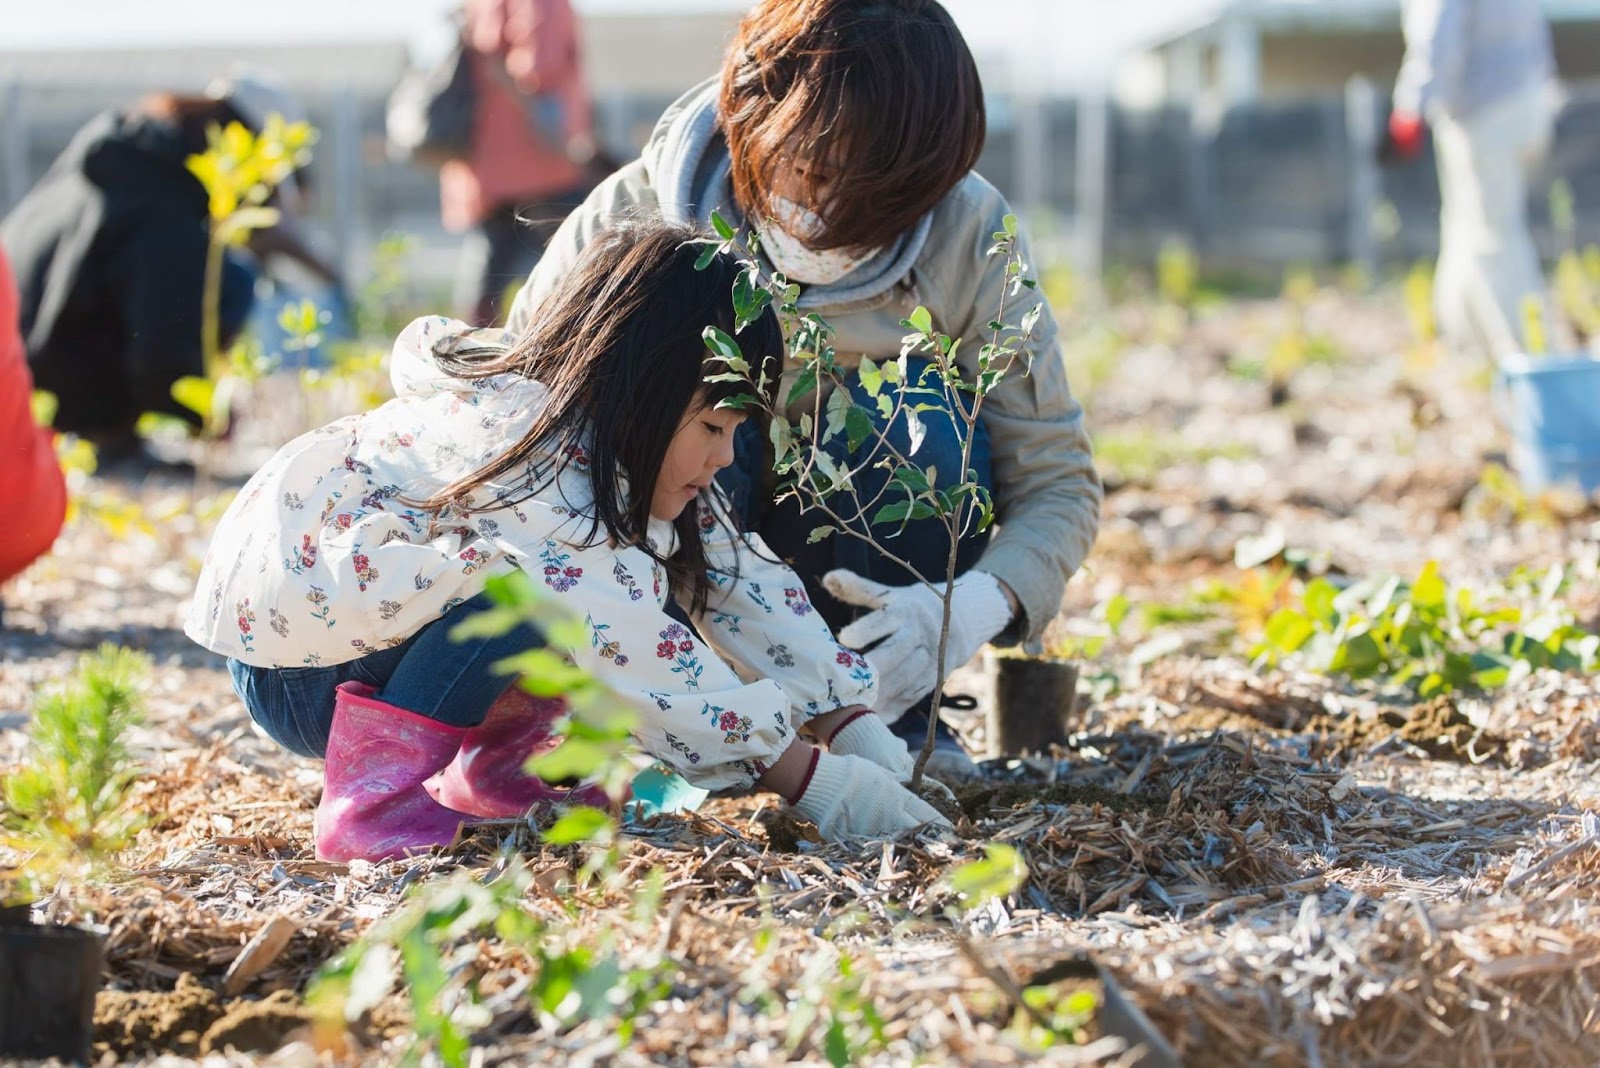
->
[1498,353,1600,493]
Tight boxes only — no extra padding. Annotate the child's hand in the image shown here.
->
[790,752,951,840]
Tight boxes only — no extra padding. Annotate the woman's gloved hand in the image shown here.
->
[825,709,957,801]
[790,751,951,840]
[824,569,1013,721]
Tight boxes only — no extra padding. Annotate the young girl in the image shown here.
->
[186,220,947,862]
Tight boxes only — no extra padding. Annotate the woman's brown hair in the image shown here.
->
[720,0,986,252]
[411,219,783,614]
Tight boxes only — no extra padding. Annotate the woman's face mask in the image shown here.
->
[760,198,878,285]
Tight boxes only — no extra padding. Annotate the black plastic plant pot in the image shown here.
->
[989,655,1080,756]
[0,912,105,1064]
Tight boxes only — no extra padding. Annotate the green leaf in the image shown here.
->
[942,844,1027,907]
[170,375,216,419]
[1263,609,1314,654]
[825,1019,851,1068]
[527,738,613,781]
[1411,560,1445,609]
[694,243,719,270]
[1303,578,1339,624]
[891,466,931,494]
[30,390,58,428]
[769,416,794,459]
[786,365,820,407]
[702,326,750,373]
[807,525,836,544]
[857,357,883,398]
[906,306,933,336]
[711,210,736,241]
[1331,631,1384,676]
[542,806,612,845]
[870,498,935,527]
[1002,213,1019,238]
[1104,593,1131,634]
[845,406,875,453]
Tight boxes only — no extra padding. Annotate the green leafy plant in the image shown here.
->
[696,210,1041,785]
[1253,561,1600,695]
[2,645,149,903]
[179,113,317,435]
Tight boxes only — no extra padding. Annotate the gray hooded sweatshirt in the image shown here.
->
[506,80,1101,642]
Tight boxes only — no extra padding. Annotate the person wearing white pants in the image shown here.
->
[1387,0,1557,363]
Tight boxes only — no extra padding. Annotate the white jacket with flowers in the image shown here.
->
[185,316,878,789]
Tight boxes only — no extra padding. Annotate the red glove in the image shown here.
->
[1387,111,1426,161]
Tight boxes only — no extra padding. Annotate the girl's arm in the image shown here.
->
[686,492,881,722]
[495,517,802,793]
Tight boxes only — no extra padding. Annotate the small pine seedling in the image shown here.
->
[3,644,150,886]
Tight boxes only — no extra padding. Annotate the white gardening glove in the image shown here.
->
[790,752,951,840]
[827,710,957,801]
[824,569,1013,721]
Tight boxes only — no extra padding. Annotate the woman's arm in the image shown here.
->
[938,180,1103,644]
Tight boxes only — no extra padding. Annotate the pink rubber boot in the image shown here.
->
[430,686,610,818]
[314,681,472,863]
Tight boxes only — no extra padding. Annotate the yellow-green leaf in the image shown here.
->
[171,376,216,419]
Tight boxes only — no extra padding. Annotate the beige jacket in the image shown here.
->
[506,89,1100,642]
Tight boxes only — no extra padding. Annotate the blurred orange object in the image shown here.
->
[0,246,67,584]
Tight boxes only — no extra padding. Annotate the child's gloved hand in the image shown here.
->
[825,709,958,802]
[790,752,951,840]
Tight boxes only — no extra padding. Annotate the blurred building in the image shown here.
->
[4,2,1600,286]
[1119,0,1600,108]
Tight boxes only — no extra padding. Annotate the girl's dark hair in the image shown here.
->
[720,0,985,252]
[414,219,783,614]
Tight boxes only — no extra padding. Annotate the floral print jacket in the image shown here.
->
[186,316,878,790]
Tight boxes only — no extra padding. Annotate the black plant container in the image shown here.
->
[989,655,1080,756]
[0,907,104,1064]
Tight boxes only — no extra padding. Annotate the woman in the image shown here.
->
[442,0,600,326]
[187,220,946,862]
[0,74,339,464]
[506,0,1101,777]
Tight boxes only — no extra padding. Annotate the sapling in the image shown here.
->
[175,114,317,450]
[696,212,1042,786]
[2,644,149,906]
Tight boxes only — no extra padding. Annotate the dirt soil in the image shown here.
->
[9,283,1600,1066]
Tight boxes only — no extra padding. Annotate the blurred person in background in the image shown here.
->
[444,0,601,326]
[0,244,67,611]
[1384,0,1557,362]
[505,0,1101,780]
[0,73,340,468]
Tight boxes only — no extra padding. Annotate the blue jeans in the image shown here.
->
[716,358,994,633]
[228,592,543,758]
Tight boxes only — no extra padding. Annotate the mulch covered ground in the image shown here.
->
[4,281,1600,1066]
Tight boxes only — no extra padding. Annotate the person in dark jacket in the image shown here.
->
[0,75,333,460]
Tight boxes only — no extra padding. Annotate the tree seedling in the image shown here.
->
[696,210,1043,786]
